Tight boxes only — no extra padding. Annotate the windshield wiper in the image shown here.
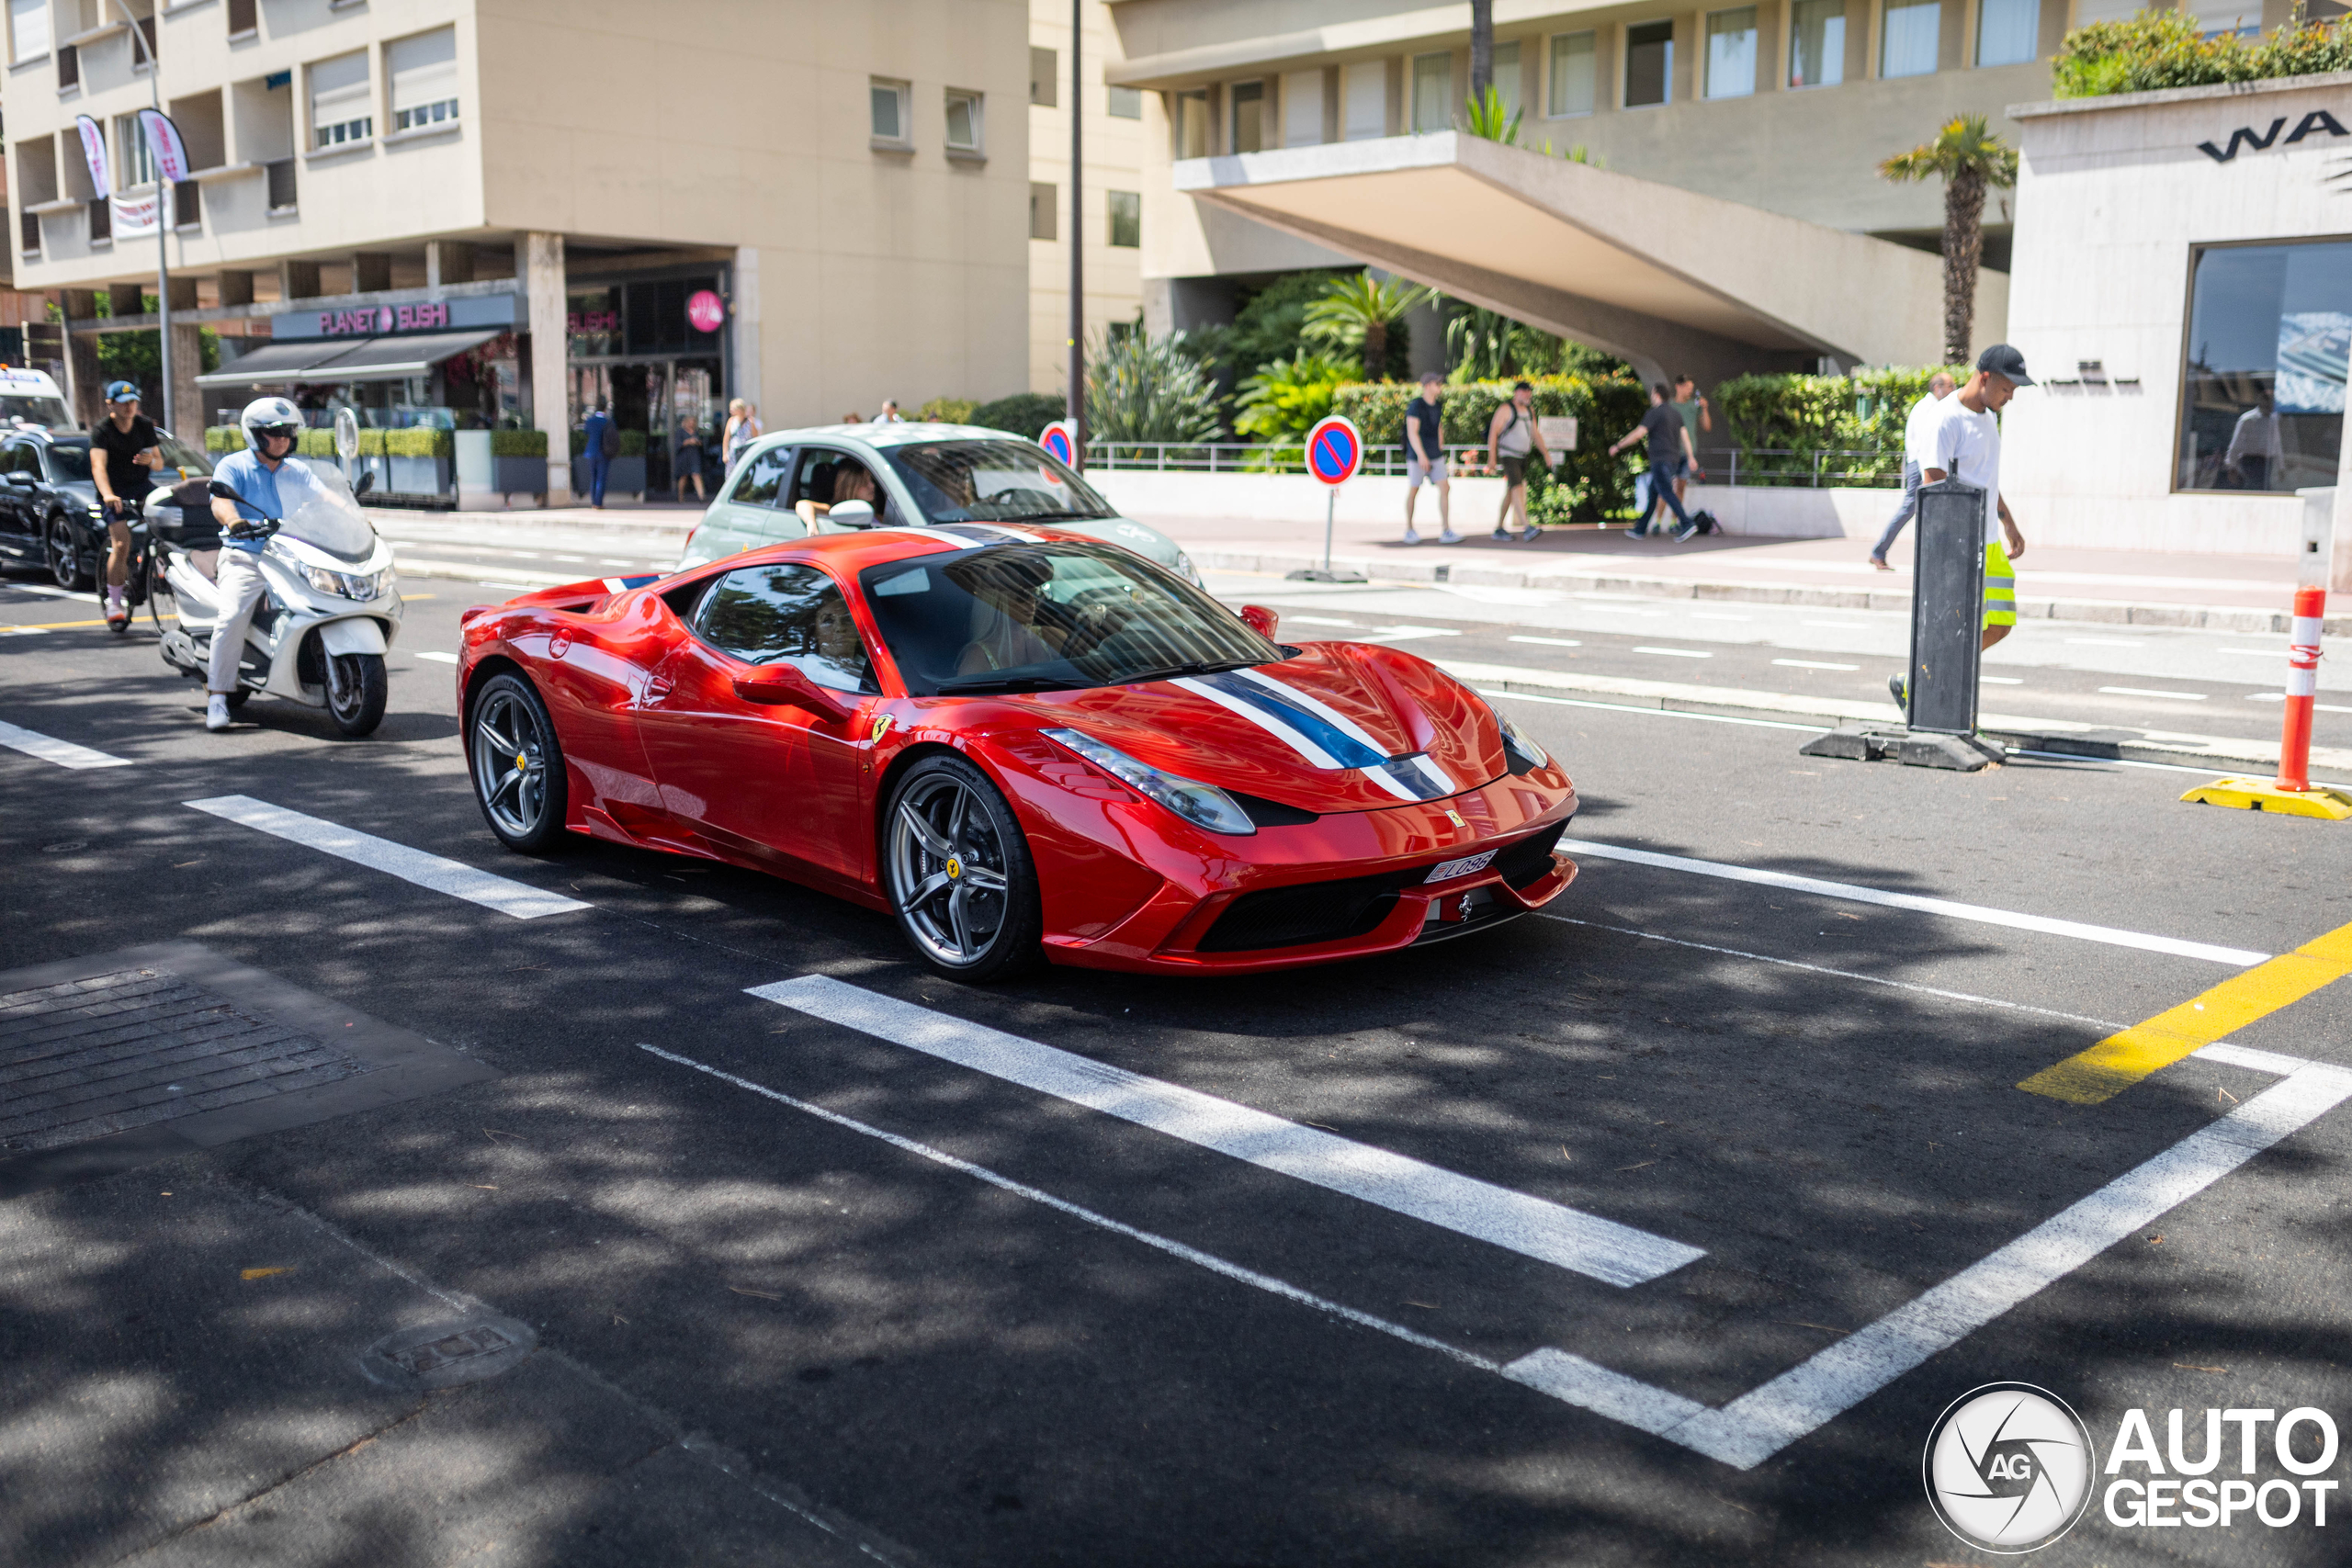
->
[932,673,1080,694]
[1111,659,1260,686]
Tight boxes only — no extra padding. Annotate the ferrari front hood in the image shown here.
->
[1036,643,1507,814]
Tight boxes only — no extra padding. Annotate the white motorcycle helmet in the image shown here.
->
[241,395,304,453]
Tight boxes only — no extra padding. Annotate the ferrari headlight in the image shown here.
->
[302,563,387,600]
[1043,727,1256,836]
[1481,695,1552,773]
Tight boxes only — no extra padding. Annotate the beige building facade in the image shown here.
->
[4,0,1031,502]
[1027,0,1147,396]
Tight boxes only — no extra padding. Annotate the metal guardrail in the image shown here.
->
[1080,440,1905,488]
[1697,447,1905,489]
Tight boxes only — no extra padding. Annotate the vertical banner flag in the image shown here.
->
[138,109,193,185]
[74,116,111,200]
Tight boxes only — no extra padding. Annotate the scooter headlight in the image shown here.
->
[301,563,389,600]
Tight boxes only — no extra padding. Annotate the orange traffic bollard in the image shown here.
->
[2180,585,2352,819]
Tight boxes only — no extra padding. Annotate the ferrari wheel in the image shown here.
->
[469,672,569,852]
[885,755,1042,983]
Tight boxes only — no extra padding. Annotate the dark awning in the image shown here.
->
[193,339,365,387]
[195,327,506,388]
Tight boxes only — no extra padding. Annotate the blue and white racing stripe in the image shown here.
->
[1170,670,1457,803]
[873,523,1049,552]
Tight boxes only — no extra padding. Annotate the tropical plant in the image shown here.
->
[1714,365,1967,486]
[1462,84,1521,145]
[1304,273,1435,381]
[1880,115,2020,363]
[1232,351,1353,468]
[2053,10,2352,97]
[1085,330,1224,446]
[1332,372,1649,520]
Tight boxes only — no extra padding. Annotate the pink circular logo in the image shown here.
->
[687,290,725,333]
[378,306,395,333]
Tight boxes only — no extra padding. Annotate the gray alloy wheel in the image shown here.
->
[46,513,86,590]
[884,755,1042,983]
[469,672,569,852]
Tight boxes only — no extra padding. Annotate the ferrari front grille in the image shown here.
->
[1196,872,1407,953]
[1492,821,1568,890]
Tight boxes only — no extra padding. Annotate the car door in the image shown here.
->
[0,441,38,557]
[634,561,878,885]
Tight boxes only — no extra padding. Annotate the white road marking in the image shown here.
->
[1286,615,1360,627]
[2218,649,2285,658]
[1771,659,1858,671]
[2067,637,2143,647]
[0,718,132,770]
[1509,635,1582,648]
[1802,621,1866,629]
[1556,837,2268,967]
[751,975,1703,1287]
[1,625,51,637]
[1585,604,1665,615]
[1485,688,1827,733]
[1981,675,2024,684]
[185,795,590,919]
[1632,647,1711,659]
[599,558,636,567]
[2194,1042,2312,1076]
[2247,694,2352,712]
[1361,626,1460,641]
[1690,613,1751,622]
[2099,686,2208,701]
[415,651,459,664]
[554,555,589,563]
[9,584,97,602]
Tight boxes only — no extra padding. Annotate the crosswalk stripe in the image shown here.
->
[751,974,1703,1287]
[0,717,133,770]
[185,795,589,919]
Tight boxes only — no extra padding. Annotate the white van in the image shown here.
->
[0,367,78,432]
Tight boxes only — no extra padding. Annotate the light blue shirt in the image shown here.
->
[212,449,288,554]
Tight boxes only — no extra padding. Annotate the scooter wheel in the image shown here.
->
[325,652,388,738]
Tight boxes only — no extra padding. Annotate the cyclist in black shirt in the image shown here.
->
[89,381,161,628]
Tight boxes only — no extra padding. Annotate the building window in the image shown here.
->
[1880,0,1940,78]
[1175,89,1209,158]
[1789,0,1846,86]
[1625,21,1673,107]
[115,112,156,187]
[227,0,255,38]
[1031,47,1056,107]
[1343,62,1386,140]
[944,89,983,153]
[1704,8,1757,96]
[1107,85,1142,118]
[870,78,910,145]
[310,50,372,147]
[2184,2,2260,38]
[1489,39,1521,119]
[1230,79,1265,152]
[9,0,50,62]
[2177,240,2352,493]
[1282,69,1324,145]
[1030,181,1057,242]
[1548,31,1597,117]
[389,28,458,133]
[1974,0,2039,65]
[1411,51,1452,132]
[1108,189,1140,248]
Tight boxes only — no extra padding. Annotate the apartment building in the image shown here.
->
[1102,0,2292,385]
[3,0,1029,502]
[1026,0,1147,395]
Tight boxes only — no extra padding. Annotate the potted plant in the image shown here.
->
[383,427,453,498]
[607,429,648,499]
[491,428,548,502]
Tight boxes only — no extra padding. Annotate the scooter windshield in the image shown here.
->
[274,461,378,560]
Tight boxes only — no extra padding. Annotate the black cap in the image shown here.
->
[1977,344,2033,387]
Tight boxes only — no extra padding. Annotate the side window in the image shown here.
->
[695,563,876,694]
[789,446,901,525]
[6,443,36,478]
[730,446,793,507]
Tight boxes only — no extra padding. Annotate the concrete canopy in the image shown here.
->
[1174,131,1999,389]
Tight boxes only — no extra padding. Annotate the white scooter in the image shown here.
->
[146,461,402,738]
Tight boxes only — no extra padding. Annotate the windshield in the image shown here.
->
[274,459,377,559]
[44,440,91,482]
[858,541,1280,696]
[882,440,1118,525]
[0,394,75,433]
[153,429,213,479]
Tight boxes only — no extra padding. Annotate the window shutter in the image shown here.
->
[389,28,459,130]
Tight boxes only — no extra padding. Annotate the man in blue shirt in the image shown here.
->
[202,397,301,729]
[582,398,612,508]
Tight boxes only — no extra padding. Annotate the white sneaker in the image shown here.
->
[1402,528,1423,545]
[205,694,232,731]
[1438,529,1461,545]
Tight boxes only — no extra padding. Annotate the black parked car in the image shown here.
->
[0,427,211,589]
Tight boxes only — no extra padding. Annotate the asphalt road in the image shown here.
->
[5,561,2351,1567]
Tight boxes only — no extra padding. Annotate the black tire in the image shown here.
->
[45,513,87,591]
[882,753,1044,984]
[467,671,570,852]
[324,651,388,738]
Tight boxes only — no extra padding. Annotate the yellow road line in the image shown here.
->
[1,618,111,632]
[2019,921,2352,1103]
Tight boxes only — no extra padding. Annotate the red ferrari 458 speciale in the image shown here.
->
[456,524,1579,980]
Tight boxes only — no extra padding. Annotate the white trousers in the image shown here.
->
[207,547,270,694]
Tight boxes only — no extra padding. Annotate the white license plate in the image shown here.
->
[1424,848,1498,884]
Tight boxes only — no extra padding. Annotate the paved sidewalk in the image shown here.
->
[1141,511,2326,633]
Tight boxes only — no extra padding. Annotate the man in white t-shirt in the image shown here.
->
[1866,371,1956,570]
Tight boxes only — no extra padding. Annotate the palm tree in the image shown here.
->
[1880,114,2020,362]
[1304,273,1435,381]
[1470,0,1495,100]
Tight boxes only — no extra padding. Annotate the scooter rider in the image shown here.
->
[202,397,303,731]
[89,380,162,629]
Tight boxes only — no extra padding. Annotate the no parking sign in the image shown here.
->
[1306,415,1363,486]
[1039,420,1078,468]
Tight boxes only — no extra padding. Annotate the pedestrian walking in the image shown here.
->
[1483,380,1551,543]
[1608,383,1701,541]
[88,380,161,629]
[875,400,905,423]
[1890,345,2031,711]
[1669,375,1711,508]
[582,399,614,509]
[674,416,707,502]
[1868,371,1957,569]
[723,399,762,473]
[1401,371,1457,545]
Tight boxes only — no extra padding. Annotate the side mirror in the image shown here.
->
[208,479,241,501]
[1,471,31,487]
[353,469,375,496]
[825,499,876,529]
[732,663,854,720]
[1238,604,1279,639]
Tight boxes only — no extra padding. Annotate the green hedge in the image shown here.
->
[492,428,547,458]
[567,428,652,458]
[2053,12,2352,97]
[296,427,334,457]
[1332,375,1652,520]
[971,392,1066,440]
[1714,365,1966,486]
[353,427,386,457]
[383,427,453,458]
[920,397,979,424]
[205,425,241,453]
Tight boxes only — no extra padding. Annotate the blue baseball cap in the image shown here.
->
[104,380,140,403]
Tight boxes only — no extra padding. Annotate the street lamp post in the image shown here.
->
[112,1,172,437]
[1067,0,1084,469]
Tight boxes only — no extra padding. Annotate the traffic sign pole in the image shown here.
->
[1286,415,1367,583]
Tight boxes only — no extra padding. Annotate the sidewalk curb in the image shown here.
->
[1434,658,2352,784]
[1200,547,2338,637]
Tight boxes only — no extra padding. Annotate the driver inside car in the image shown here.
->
[795,461,882,530]
[954,554,1069,675]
